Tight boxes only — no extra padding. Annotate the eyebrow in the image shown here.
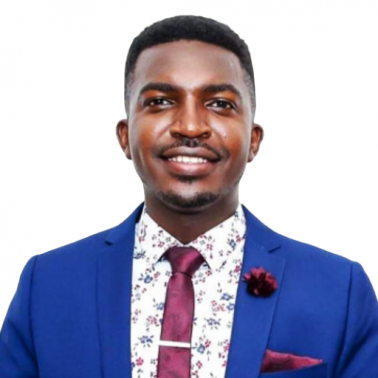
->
[138,82,242,100]
[139,82,180,97]
[202,84,242,100]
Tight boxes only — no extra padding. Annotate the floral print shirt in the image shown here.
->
[131,203,246,378]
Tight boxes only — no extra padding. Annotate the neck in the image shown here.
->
[144,191,240,244]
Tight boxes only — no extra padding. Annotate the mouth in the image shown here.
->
[160,153,220,177]
[159,147,221,177]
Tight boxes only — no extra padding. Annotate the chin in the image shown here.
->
[156,189,220,210]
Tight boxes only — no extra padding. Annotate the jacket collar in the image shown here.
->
[105,203,283,251]
[105,202,144,245]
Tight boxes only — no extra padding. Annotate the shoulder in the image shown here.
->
[34,203,144,265]
[266,228,360,292]
[276,231,353,267]
[243,205,355,271]
[17,227,118,293]
[243,205,358,287]
[21,203,143,278]
[243,206,354,267]
[35,228,112,264]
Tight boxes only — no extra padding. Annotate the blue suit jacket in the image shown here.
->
[1,203,378,378]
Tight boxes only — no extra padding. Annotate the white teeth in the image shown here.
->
[167,155,209,164]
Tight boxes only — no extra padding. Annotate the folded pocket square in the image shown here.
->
[260,349,323,373]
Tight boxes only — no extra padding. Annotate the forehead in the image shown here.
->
[131,40,247,94]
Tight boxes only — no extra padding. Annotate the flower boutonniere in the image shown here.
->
[243,267,278,297]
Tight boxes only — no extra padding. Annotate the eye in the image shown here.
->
[207,99,235,110]
[144,98,173,107]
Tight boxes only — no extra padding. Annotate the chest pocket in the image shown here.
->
[259,362,327,378]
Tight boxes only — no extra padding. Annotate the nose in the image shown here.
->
[169,99,212,140]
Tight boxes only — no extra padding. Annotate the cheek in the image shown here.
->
[128,119,167,182]
[128,124,155,176]
[222,127,251,166]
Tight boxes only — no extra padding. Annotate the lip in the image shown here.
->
[160,158,219,177]
[160,147,220,162]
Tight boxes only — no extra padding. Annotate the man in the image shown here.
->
[0,15,377,378]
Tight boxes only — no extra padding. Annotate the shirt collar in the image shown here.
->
[135,203,246,272]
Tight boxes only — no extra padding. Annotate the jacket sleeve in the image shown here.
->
[336,262,378,377]
[0,255,39,377]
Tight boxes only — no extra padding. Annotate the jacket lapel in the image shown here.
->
[225,206,286,378]
[97,203,144,378]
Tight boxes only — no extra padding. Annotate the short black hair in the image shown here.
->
[124,15,256,115]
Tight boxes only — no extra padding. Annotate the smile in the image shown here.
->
[161,155,218,177]
[167,155,209,164]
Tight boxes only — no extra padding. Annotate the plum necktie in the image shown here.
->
[157,246,205,378]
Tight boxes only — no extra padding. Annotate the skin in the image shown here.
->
[116,40,264,244]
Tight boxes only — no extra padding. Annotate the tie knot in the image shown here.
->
[164,246,204,277]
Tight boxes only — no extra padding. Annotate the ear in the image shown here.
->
[248,123,264,162]
[116,119,132,160]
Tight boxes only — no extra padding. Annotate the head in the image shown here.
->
[117,15,264,212]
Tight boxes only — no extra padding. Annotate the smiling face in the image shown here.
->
[117,40,263,212]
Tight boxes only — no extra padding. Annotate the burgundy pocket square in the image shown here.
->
[260,349,323,373]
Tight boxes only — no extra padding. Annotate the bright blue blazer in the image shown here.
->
[1,203,378,378]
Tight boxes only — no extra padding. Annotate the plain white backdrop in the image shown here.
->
[1,0,377,325]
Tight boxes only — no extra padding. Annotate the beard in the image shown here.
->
[156,189,220,209]
[153,172,244,209]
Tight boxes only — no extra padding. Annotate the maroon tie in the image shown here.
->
[157,246,205,378]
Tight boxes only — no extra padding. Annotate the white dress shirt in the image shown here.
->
[130,203,246,378]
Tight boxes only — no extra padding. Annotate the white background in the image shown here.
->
[1,0,377,325]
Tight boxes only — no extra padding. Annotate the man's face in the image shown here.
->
[117,40,263,211]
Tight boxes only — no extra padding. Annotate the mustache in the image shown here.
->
[157,138,225,160]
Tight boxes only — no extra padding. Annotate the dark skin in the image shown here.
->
[117,40,264,244]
